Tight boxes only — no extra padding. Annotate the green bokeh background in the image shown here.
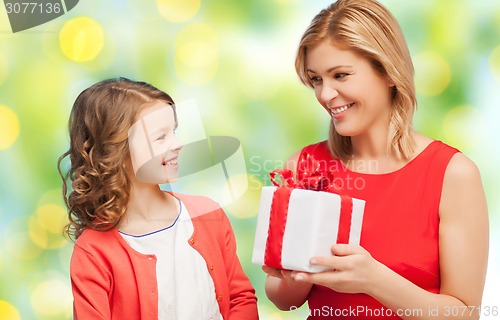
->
[1,0,499,319]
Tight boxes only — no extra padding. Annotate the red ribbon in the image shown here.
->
[337,195,353,244]
[270,153,343,193]
[264,187,292,269]
[264,155,353,268]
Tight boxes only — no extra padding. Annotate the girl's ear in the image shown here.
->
[122,156,134,176]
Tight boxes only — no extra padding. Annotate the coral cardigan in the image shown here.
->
[70,192,258,320]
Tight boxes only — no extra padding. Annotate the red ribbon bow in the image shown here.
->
[269,153,342,193]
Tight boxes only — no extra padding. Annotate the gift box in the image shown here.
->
[252,166,366,273]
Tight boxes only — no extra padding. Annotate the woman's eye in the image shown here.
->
[334,73,349,79]
[310,76,322,84]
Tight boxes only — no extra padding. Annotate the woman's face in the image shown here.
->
[305,41,394,138]
[127,100,182,184]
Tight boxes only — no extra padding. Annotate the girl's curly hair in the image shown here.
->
[58,77,174,240]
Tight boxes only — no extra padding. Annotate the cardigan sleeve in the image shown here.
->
[71,244,112,319]
[221,213,259,320]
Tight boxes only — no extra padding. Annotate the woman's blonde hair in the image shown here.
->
[295,0,416,160]
[58,77,174,240]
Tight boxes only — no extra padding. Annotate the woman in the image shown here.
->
[59,77,258,319]
[263,0,489,319]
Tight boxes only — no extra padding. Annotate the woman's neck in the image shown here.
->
[346,129,409,174]
[346,130,432,174]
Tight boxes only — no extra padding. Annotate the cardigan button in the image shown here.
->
[210,264,214,270]
[189,237,196,245]
[216,295,222,301]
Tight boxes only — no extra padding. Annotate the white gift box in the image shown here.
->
[252,186,366,272]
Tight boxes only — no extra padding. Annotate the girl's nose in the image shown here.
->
[171,135,183,152]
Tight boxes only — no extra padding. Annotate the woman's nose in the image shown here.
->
[319,84,339,105]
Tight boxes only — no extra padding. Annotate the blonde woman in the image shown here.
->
[263,0,488,319]
[59,78,258,320]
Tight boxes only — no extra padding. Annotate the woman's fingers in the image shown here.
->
[331,243,367,256]
[262,265,283,279]
[291,270,341,285]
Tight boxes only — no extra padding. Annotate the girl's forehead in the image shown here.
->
[136,107,175,131]
[136,100,174,120]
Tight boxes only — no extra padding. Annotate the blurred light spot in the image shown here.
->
[29,211,67,250]
[225,174,263,219]
[269,312,286,320]
[37,189,66,207]
[31,279,72,317]
[0,105,19,150]
[175,24,217,55]
[0,300,20,320]
[5,231,42,261]
[430,2,474,54]
[236,38,282,100]
[59,17,104,62]
[175,24,218,85]
[275,0,301,4]
[0,52,8,85]
[29,215,48,249]
[414,51,451,96]
[157,0,200,23]
[58,242,73,272]
[127,0,162,22]
[238,70,279,100]
[178,42,216,68]
[36,204,67,234]
[443,105,486,150]
[489,45,500,81]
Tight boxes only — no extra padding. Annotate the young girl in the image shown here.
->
[59,77,258,320]
[263,0,489,319]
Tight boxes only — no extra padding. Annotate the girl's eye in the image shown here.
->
[334,73,349,79]
[156,133,166,141]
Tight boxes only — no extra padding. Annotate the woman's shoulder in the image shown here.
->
[413,133,458,155]
[443,152,481,183]
[413,135,480,185]
[411,133,460,166]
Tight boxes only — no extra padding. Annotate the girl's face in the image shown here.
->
[127,100,182,184]
[305,41,394,138]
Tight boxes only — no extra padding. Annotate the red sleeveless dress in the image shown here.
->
[297,140,459,319]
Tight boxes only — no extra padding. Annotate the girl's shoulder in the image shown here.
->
[74,227,120,253]
[171,192,224,219]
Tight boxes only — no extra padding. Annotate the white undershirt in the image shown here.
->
[120,199,222,320]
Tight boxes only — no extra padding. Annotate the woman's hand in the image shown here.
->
[263,265,313,310]
[262,266,303,288]
[291,244,382,295]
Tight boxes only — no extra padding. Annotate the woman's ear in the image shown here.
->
[387,77,395,88]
